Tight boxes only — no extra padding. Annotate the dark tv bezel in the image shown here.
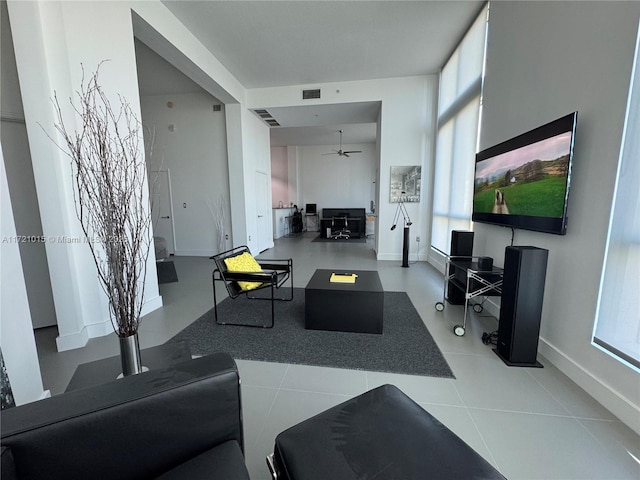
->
[472,111,577,235]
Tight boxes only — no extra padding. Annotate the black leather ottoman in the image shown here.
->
[268,384,506,480]
[305,269,384,334]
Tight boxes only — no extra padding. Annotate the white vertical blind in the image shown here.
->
[432,6,488,253]
[593,20,640,370]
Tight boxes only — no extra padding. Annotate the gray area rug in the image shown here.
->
[168,288,454,378]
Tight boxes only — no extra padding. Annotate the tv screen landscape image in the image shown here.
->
[472,112,577,235]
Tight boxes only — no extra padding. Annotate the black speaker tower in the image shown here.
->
[494,246,548,368]
[447,231,474,305]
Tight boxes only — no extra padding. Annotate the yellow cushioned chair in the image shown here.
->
[212,246,293,328]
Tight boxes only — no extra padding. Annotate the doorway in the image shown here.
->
[255,170,270,252]
[150,170,176,256]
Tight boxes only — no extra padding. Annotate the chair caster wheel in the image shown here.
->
[435,302,445,312]
[473,304,483,313]
[453,325,465,336]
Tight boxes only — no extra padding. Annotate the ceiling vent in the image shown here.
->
[252,108,280,126]
[302,89,321,100]
[213,104,222,112]
[254,109,272,118]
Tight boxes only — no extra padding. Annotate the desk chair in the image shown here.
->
[331,216,351,240]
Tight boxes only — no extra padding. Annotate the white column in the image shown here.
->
[8,1,160,350]
[0,146,47,404]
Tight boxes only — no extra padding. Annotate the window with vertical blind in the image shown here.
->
[431,5,488,254]
[592,20,640,371]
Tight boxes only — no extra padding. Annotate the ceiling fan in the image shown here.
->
[323,130,362,158]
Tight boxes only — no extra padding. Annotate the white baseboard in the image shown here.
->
[55,327,90,352]
[55,295,163,352]
[141,295,163,316]
[539,339,640,435]
[174,249,216,257]
[56,317,113,351]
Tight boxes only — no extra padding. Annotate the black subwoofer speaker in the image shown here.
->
[478,256,493,271]
[447,231,474,305]
[495,246,548,367]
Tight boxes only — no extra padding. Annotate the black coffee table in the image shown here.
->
[305,269,384,334]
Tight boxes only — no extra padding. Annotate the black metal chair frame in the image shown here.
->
[211,245,293,328]
[331,216,351,240]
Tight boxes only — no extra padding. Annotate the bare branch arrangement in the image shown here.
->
[207,194,226,254]
[51,62,153,338]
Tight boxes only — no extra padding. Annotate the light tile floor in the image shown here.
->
[35,232,640,479]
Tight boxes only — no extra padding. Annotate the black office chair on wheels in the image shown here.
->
[211,246,293,328]
[331,216,351,240]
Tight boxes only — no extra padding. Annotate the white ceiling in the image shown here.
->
[137,1,483,146]
[161,0,482,88]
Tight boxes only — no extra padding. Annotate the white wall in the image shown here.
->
[241,109,273,253]
[296,143,376,213]
[479,1,640,433]
[248,75,438,261]
[270,146,289,207]
[0,147,47,404]
[140,92,232,256]
[132,1,269,251]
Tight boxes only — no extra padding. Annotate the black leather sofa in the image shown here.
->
[0,352,250,480]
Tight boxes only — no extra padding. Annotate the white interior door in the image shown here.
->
[150,170,176,256]
[255,171,270,252]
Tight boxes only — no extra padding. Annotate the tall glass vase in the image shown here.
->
[119,332,143,376]
[218,227,225,254]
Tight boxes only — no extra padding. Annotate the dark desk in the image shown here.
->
[320,208,366,238]
[320,217,363,238]
[65,341,192,392]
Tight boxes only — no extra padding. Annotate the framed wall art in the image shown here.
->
[390,166,421,203]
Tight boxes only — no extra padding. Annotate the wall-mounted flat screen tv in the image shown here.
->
[472,112,577,235]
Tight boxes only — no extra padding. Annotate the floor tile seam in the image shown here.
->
[574,416,631,453]
[276,364,291,391]
[276,386,358,398]
[240,383,280,393]
[249,365,291,452]
[460,403,503,472]
[575,416,627,424]
[450,376,470,409]
[465,405,582,420]
[440,350,496,358]
[524,368,576,418]
[415,400,468,409]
